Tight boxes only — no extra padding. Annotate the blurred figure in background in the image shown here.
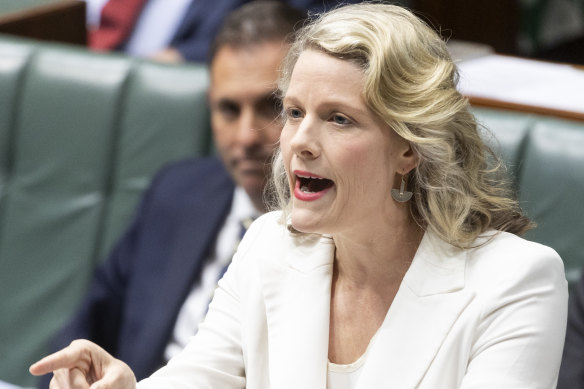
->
[559,272,584,388]
[86,0,362,62]
[40,1,305,387]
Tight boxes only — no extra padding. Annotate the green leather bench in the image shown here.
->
[0,35,212,387]
[1,35,583,387]
[472,107,584,288]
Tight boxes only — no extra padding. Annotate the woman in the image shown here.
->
[30,3,567,388]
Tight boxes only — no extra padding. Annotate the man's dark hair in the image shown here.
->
[208,1,307,64]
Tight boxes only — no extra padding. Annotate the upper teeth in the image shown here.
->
[297,174,324,180]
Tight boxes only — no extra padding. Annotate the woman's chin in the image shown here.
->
[290,211,325,235]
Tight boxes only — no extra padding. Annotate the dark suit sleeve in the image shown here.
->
[558,274,584,389]
[287,0,358,12]
[169,0,362,63]
[38,168,168,389]
[170,0,247,62]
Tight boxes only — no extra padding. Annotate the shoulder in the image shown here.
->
[465,231,566,293]
[147,156,232,193]
[154,156,228,180]
[468,231,563,272]
[135,157,233,215]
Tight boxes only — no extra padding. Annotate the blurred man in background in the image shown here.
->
[41,1,305,386]
[87,0,359,62]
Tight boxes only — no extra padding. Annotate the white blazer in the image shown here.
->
[138,211,568,389]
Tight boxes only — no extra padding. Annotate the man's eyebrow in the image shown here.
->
[256,93,281,103]
[215,97,238,105]
[255,91,280,102]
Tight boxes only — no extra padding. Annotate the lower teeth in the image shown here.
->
[301,186,315,193]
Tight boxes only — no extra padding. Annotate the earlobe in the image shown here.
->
[390,146,417,203]
[399,144,418,175]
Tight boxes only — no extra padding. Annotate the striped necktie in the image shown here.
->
[218,217,255,280]
[205,217,256,316]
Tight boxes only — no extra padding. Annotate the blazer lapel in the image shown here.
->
[259,229,474,388]
[260,231,335,389]
[357,232,475,388]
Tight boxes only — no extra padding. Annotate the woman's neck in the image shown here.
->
[332,215,424,288]
[328,214,424,364]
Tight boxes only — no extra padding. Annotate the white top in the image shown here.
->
[327,359,365,389]
[327,330,379,389]
[163,187,259,361]
[122,0,193,57]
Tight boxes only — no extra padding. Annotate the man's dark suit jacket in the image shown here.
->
[170,0,360,62]
[41,157,235,387]
[558,272,584,388]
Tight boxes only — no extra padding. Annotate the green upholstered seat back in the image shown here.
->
[473,108,584,287]
[474,108,532,182]
[0,35,212,387]
[519,120,584,284]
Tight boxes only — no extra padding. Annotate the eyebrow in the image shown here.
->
[283,94,370,117]
[212,98,237,108]
[212,93,282,116]
[258,89,282,101]
[256,92,281,103]
[213,89,279,104]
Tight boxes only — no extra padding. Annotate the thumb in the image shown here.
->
[88,360,136,389]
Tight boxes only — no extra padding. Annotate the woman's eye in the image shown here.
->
[332,114,350,125]
[287,108,302,119]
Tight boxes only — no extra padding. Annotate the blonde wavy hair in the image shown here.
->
[269,2,533,248]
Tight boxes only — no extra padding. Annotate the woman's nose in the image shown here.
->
[289,117,319,159]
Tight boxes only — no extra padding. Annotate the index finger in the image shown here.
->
[29,341,92,376]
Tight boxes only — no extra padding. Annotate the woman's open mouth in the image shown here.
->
[294,172,334,201]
